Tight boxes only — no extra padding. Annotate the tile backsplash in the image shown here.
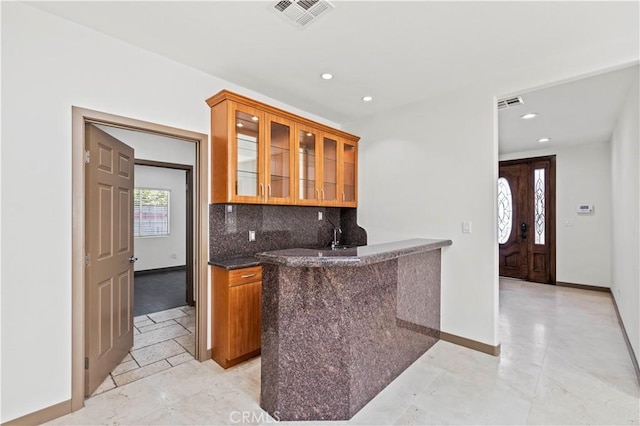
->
[209,204,367,260]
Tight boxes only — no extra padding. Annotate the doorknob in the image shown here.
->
[520,223,527,239]
[129,256,138,263]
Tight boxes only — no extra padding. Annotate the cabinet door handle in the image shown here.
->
[259,183,264,197]
[321,189,325,200]
[315,188,319,200]
[268,184,272,197]
[241,273,257,278]
[342,191,345,201]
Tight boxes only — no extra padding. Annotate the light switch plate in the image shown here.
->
[318,211,323,220]
[462,221,472,234]
[248,230,256,242]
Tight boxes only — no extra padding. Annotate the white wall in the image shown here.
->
[0,3,339,422]
[500,141,612,287]
[134,166,187,272]
[610,75,640,366]
[347,69,638,348]
[348,87,499,345]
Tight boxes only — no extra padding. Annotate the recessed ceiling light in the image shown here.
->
[538,137,551,143]
[236,123,244,128]
[321,73,333,80]
[251,116,259,121]
[520,113,538,120]
[362,96,373,102]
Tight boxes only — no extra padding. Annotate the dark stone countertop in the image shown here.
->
[208,256,261,270]
[255,238,452,268]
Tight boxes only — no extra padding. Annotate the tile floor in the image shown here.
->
[134,269,188,316]
[51,279,640,425]
[91,305,196,396]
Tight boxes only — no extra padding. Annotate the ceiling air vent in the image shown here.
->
[273,0,335,29]
[497,96,524,110]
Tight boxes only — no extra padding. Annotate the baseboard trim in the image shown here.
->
[610,292,640,386]
[440,332,501,356]
[3,399,71,426]
[556,281,610,292]
[134,265,186,276]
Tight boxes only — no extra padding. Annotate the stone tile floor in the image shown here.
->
[51,279,640,425]
[91,305,195,396]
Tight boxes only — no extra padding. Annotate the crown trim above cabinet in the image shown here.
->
[206,90,359,207]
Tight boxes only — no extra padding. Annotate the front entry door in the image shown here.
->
[85,124,135,396]
[498,156,556,284]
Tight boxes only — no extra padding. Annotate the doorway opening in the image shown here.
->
[132,160,194,316]
[71,107,208,410]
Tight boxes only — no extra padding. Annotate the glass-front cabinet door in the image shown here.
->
[340,140,357,206]
[231,102,264,203]
[295,125,320,205]
[265,114,294,204]
[321,134,339,205]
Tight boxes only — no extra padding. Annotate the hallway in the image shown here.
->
[50,279,639,425]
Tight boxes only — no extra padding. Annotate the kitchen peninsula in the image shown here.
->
[256,238,452,421]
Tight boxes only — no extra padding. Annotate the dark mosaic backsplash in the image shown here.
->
[209,204,367,261]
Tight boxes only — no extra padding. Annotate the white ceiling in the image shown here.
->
[498,65,639,154]
[29,1,639,128]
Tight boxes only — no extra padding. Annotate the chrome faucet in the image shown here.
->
[327,217,342,248]
[331,227,342,248]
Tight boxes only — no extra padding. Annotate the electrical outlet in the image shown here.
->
[248,230,256,242]
[171,253,177,259]
[318,211,323,220]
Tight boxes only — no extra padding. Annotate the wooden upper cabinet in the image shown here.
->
[295,124,321,205]
[265,114,295,204]
[207,90,359,207]
[232,102,265,203]
[340,140,358,207]
[320,133,340,206]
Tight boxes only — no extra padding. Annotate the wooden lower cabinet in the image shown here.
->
[212,266,262,368]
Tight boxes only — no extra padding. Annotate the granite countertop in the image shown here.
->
[255,238,452,268]
[208,256,261,270]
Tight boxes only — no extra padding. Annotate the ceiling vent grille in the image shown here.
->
[497,96,524,110]
[273,0,334,29]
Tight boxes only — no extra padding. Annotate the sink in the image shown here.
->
[330,245,355,250]
[313,244,358,251]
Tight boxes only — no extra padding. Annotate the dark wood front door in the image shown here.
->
[498,156,556,284]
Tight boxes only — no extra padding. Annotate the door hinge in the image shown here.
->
[85,254,90,267]
[85,357,89,370]
[84,150,90,164]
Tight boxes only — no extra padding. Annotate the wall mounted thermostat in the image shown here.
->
[577,204,594,214]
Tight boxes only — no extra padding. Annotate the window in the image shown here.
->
[534,168,545,245]
[134,188,170,237]
[497,177,513,244]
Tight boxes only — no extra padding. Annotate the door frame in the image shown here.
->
[499,155,557,284]
[134,159,195,305]
[71,107,209,411]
